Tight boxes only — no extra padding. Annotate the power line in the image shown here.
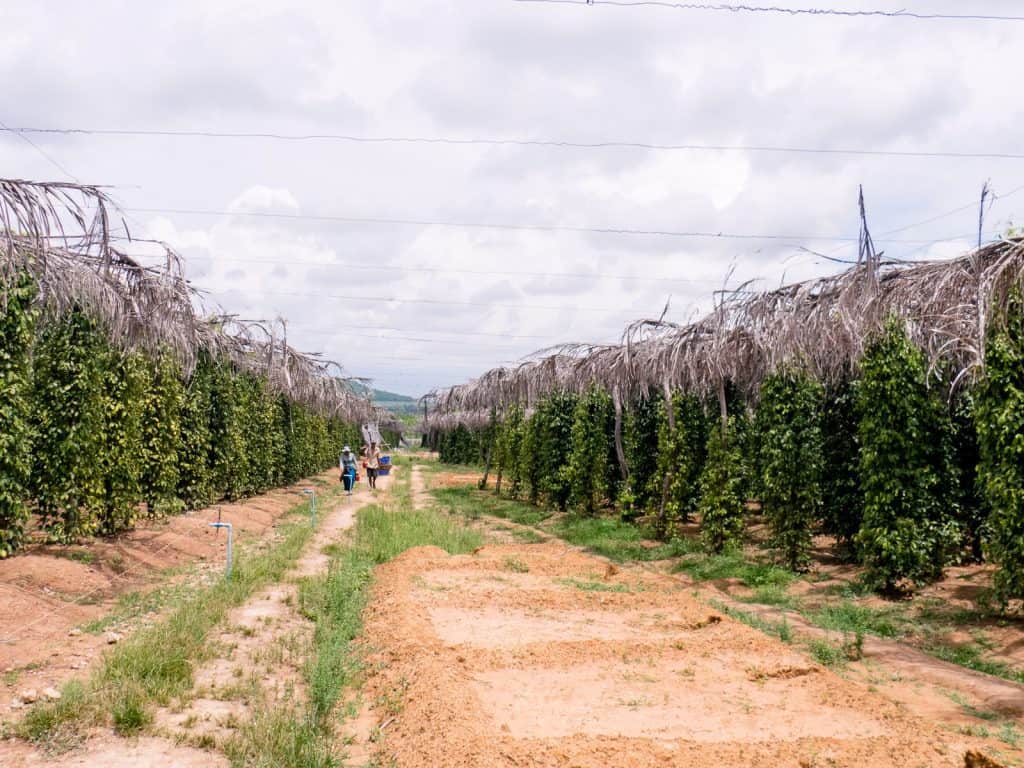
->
[174,253,719,286]
[126,205,973,244]
[208,286,645,314]
[510,0,1024,22]
[291,322,550,341]
[0,119,82,182]
[6,125,1023,161]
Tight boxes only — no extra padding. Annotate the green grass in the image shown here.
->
[558,578,637,593]
[710,599,793,644]
[357,502,482,563]
[923,640,1024,685]
[433,486,552,526]
[226,466,483,768]
[805,638,848,667]
[552,516,698,563]
[83,578,196,634]
[49,549,97,565]
[801,599,904,639]
[674,551,796,589]
[19,486,345,751]
[503,556,530,573]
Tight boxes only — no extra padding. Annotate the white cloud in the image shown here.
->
[1,0,1021,395]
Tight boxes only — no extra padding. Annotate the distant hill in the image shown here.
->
[352,383,421,416]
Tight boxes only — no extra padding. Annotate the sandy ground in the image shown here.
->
[354,465,1022,767]
[0,470,390,767]
[360,540,1023,767]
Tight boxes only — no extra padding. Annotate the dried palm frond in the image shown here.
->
[1,177,375,419]
[432,236,1024,426]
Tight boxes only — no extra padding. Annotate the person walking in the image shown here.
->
[340,445,358,493]
[364,441,382,490]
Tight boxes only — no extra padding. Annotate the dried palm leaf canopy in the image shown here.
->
[429,230,1024,428]
[0,178,371,419]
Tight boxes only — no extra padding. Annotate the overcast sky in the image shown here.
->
[2,1,1022,397]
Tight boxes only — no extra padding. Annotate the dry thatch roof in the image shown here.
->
[428,236,1024,428]
[1,178,373,420]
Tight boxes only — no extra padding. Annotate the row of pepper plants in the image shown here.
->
[0,281,361,557]
[434,308,1024,607]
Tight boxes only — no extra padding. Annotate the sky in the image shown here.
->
[1,0,1022,397]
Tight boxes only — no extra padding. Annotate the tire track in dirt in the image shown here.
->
[358,469,1019,767]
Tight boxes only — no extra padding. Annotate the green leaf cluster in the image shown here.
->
[698,418,747,554]
[976,292,1024,607]
[755,369,824,571]
[856,318,956,591]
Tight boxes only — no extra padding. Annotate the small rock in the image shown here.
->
[42,687,61,701]
[9,699,23,710]
[68,628,82,637]
[104,631,123,645]
[3,666,13,674]
[18,688,38,704]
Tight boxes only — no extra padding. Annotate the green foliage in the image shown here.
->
[976,291,1024,607]
[820,376,863,555]
[856,318,956,592]
[30,311,106,541]
[97,351,147,535]
[437,424,481,465]
[177,358,215,509]
[950,391,987,562]
[698,418,746,553]
[495,405,526,497]
[0,304,354,555]
[566,389,616,515]
[755,369,824,571]
[654,393,709,534]
[141,354,184,516]
[524,392,577,510]
[0,276,37,557]
[620,394,662,517]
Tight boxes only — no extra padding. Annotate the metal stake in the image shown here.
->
[209,522,233,579]
[303,488,316,527]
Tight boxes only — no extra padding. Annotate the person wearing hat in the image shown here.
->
[340,445,358,492]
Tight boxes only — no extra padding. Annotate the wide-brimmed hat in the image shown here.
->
[343,445,351,452]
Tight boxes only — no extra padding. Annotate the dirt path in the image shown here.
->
[153,473,392,750]
[0,472,340,715]
[353,466,1021,767]
[0,471,393,768]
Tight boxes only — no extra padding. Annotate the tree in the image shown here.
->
[820,376,863,558]
[0,276,37,556]
[698,418,746,553]
[30,311,106,541]
[620,393,662,519]
[856,318,955,592]
[655,393,709,535]
[141,353,185,516]
[566,389,615,515]
[97,350,147,534]
[756,369,824,571]
[976,292,1024,607]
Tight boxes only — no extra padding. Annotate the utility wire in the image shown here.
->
[5,126,1023,161]
[510,0,1024,22]
[292,322,550,341]
[126,205,972,244]
[212,287,645,313]
[177,253,720,286]
[0,119,82,182]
